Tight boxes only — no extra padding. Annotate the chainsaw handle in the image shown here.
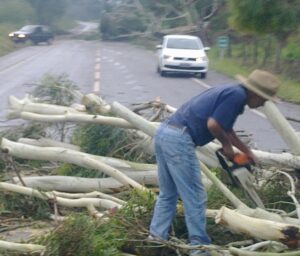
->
[216,149,251,166]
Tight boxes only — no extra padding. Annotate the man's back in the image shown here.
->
[169,84,247,146]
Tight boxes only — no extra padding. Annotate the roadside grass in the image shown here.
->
[0,23,19,57]
[208,49,300,103]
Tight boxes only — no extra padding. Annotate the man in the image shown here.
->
[149,69,280,256]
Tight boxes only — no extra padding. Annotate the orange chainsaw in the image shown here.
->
[215,149,265,208]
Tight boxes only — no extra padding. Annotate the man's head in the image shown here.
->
[236,69,280,108]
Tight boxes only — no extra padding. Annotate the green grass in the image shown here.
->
[208,48,300,103]
[0,23,19,56]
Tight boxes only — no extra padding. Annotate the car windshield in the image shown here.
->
[20,25,37,32]
[166,38,203,50]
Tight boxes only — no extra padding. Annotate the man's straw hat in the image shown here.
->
[236,69,280,101]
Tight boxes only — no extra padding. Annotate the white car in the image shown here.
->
[156,35,209,78]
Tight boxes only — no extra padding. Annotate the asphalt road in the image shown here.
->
[0,37,299,153]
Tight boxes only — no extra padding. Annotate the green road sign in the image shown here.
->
[217,36,229,48]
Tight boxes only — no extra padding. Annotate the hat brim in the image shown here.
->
[235,74,279,102]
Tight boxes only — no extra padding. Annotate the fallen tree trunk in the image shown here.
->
[264,101,300,155]
[18,137,81,151]
[0,182,122,212]
[12,173,157,193]
[0,138,148,191]
[7,110,136,129]
[8,95,82,115]
[216,206,300,248]
[18,137,157,172]
[12,171,212,193]
[229,247,300,256]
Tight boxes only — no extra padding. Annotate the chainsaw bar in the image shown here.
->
[215,150,265,209]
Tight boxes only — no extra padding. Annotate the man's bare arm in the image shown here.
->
[207,118,234,160]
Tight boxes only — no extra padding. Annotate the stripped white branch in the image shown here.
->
[0,240,45,254]
[0,182,122,213]
[242,240,288,252]
[276,171,300,219]
[52,191,126,205]
[1,138,148,191]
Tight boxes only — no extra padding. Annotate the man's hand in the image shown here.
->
[222,144,235,161]
[244,150,258,165]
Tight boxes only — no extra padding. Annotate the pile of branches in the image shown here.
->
[1,92,300,255]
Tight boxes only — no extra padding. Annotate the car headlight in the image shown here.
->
[163,54,172,60]
[18,34,26,38]
[8,33,14,37]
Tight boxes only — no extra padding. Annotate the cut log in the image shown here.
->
[216,206,300,248]
[229,246,300,255]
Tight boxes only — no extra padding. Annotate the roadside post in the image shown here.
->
[217,36,229,59]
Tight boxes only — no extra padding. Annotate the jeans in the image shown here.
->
[150,123,211,245]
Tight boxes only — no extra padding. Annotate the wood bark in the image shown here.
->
[229,247,300,256]
[0,240,45,254]
[0,182,122,211]
[18,137,80,151]
[8,95,81,115]
[12,174,156,193]
[0,138,148,191]
[7,110,135,129]
[12,171,212,193]
[263,101,300,155]
[216,206,300,248]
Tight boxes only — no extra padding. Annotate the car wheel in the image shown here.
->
[160,70,166,77]
[200,72,207,79]
[31,40,38,45]
[47,38,54,45]
[156,66,161,73]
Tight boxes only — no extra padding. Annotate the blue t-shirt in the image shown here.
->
[168,84,247,146]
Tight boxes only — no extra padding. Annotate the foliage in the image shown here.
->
[26,0,68,26]
[100,11,148,40]
[39,190,159,256]
[283,33,300,61]
[72,123,155,163]
[0,192,50,219]
[0,122,46,141]
[41,214,96,256]
[208,49,300,103]
[57,163,105,178]
[0,23,16,57]
[228,0,299,38]
[0,0,35,25]
[227,0,300,70]
[260,173,300,213]
[32,73,79,106]
[30,74,80,141]
[65,0,103,21]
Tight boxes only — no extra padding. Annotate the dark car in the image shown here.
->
[8,25,54,45]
